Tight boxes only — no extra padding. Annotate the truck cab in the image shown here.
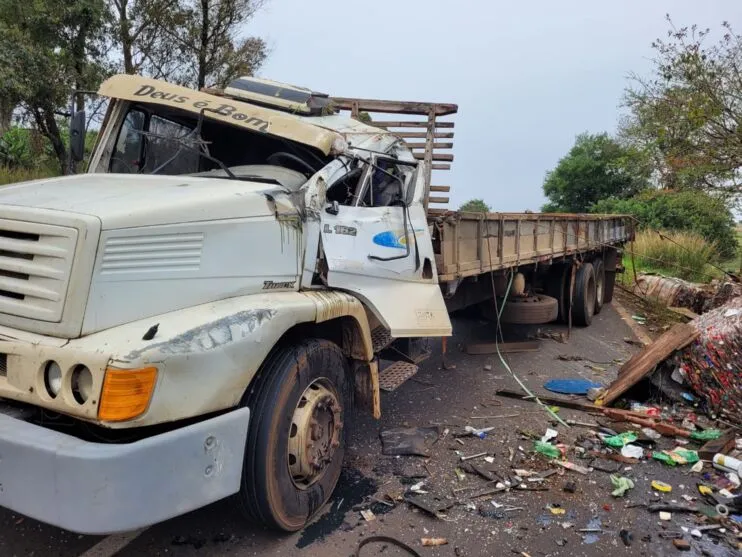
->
[0,75,451,534]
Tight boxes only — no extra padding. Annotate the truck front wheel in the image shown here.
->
[238,338,351,531]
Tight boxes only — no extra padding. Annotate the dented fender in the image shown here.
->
[66,290,376,428]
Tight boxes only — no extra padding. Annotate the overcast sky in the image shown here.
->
[250,1,742,212]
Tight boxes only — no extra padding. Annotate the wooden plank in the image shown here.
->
[597,323,699,406]
[332,97,458,116]
[414,153,454,161]
[371,121,455,129]
[407,142,454,149]
[431,164,451,170]
[698,429,736,460]
[495,389,601,413]
[466,341,541,355]
[396,131,454,139]
[428,196,449,204]
[430,185,450,192]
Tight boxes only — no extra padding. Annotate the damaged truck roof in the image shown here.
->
[98,75,353,155]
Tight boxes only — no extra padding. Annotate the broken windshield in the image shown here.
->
[106,103,330,187]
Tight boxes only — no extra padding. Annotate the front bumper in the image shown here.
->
[0,405,249,534]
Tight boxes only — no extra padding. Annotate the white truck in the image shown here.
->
[0,75,630,534]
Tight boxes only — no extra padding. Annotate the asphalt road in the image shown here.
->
[0,305,735,557]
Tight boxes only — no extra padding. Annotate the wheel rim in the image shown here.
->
[287,379,343,490]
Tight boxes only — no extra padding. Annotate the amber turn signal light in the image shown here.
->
[98,367,157,422]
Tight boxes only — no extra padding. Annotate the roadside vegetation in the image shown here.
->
[625,230,721,283]
[541,18,742,285]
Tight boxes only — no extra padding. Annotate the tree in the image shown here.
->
[593,189,738,258]
[542,133,651,213]
[161,0,269,89]
[459,199,490,213]
[109,0,180,77]
[0,0,110,172]
[623,17,742,198]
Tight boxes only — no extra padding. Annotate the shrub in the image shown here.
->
[631,229,719,282]
[592,189,738,259]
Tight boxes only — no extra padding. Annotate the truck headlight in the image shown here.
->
[44,361,63,398]
[71,365,94,404]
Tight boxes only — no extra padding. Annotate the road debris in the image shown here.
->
[420,538,448,547]
[380,427,440,457]
[610,475,635,497]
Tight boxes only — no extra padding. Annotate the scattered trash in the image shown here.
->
[659,511,672,521]
[380,427,440,457]
[454,468,466,482]
[604,432,638,447]
[534,441,561,459]
[553,460,590,475]
[610,475,635,497]
[564,481,577,493]
[460,451,488,462]
[630,403,661,417]
[620,444,644,459]
[541,428,558,443]
[690,461,703,473]
[484,456,495,464]
[641,427,662,440]
[360,509,376,521]
[690,529,702,539]
[652,448,699,466]
[690,429,722,441]
[619,529,633,547]
[698,485,713,496]
[409,482,426,493]
[713,453,742,475]
[651,480,673,493]
[464,425,494,439]
[672,538,691,551]
[421,538,448,547]
[543,378,602,395]
[556,538,567,547]
[547,504,566,515]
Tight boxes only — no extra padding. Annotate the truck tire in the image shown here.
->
[546,264,571,323]
[498,294,559,325]
[238,338,352,531]
[593,258,605,315]
[573,262,596,326]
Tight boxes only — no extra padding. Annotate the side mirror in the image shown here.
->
[69,110,86,162]
[326,200,340,215]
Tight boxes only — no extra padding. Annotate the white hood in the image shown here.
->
[0,174,280,229]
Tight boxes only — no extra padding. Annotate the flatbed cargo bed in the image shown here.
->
[428,211,631,282]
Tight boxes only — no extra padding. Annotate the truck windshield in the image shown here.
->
[111,109,202,175]
[106,104,329,185]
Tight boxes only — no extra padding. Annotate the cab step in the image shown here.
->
[378,360,419,392]
[371,326,394,353]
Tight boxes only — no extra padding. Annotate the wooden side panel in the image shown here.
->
[432,213,632,281]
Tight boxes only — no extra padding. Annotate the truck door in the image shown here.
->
[318,157,452,337]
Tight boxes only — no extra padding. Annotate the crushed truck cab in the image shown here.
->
[0,75,452,534]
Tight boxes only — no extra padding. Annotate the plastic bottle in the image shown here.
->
[713,453,742,475]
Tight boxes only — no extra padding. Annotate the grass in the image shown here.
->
[719,224,742,275]
[622,229,722,283]
[0,166,58,186]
